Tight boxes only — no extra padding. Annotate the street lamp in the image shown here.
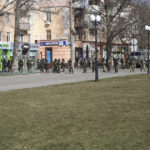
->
[145,25,150,74]
[90,14,101,81]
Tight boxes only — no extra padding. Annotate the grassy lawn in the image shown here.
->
[0,75,150,150]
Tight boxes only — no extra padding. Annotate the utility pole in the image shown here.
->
[70,0,74,72]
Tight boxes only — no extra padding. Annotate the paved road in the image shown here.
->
[0,68,146,91]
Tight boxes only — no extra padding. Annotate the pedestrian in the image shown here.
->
[120,58,125,69]
[37,59,41,71]
[45,59,49,73]
[129,58,133,72]
[57,59,61,73]
[2,58,7,72]
[107,58,112,72]
[114,58,119,73]
[18,59,23,73]
[140,58,146,72]
[83,58,87,73]
[68,59,73,74]
[102,58,106,72]
[53,59,57,73]
[91,57,96,73]
[7,59,12,72]
[61,58,65,72]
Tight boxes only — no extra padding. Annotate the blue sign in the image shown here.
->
[40,41,69,46]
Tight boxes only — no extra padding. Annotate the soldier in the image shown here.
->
[140,58,146,72]
[37,59,41,71]
[27,59,31,71]
[45,59,49,73]
[68,59,73,74]
[114,58,119,73]
[102,58,106,72]
[91,57,96,73]
[61,58,65,72]
[40,59,45,72]
[132,57,136,72]
[18,59,23,73]
[107,58,112,72]
[53,59,57,73]
[2,58,7,72]
[7,60,12,72]
[120,58,124,69]
[83,58,87,73]
[129,58,133,72]
[30,59,34,71]
[57,59,61,73]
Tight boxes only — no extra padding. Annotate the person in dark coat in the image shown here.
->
[7,60,12,72]
[18,59,23,73]
[68,59,73,74]
[2,58,7,72]
[45,59,49,73]
[114,58,119,73]
[61,58,65,72]
[53,59,57,73]
[83,58,87,73]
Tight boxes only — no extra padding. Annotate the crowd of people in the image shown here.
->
[0,56,147,73]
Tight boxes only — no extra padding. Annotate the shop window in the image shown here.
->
[7,32,11,42]
[47,30,51,40]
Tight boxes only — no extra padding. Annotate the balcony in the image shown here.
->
[19,23,30,31]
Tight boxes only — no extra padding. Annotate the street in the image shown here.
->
[0,68,146,91]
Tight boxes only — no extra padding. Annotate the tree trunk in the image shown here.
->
[11,8,20,73]
[106,40,112,59]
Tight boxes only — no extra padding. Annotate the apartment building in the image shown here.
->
[0,0,132,70]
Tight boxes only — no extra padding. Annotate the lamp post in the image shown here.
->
[90,14,101,81]
[145,25,150,74]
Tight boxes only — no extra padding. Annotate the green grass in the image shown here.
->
[0,75,150,150]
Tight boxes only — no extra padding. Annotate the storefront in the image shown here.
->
[0,42,38,71]
[0,42,12,71]
[39,40,70,68]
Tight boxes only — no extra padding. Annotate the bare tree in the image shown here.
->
[0,0,36,72]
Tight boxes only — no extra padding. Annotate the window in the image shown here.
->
[20,34,24,42]
[45,12,51,22]
[0,32,1,41]
[45,0,50,2]
[7,32,11,42]
[28,34,31,43]
[47,30,51,40]
[6,14,11,23]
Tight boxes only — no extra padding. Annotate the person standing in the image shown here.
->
[68,59,73,74]
[2,58,7,72]
[91,57,96,73]
[102,58,106,72]
[114,58,119,73]
[7,59,12,72]
[107,58,112,72]
[83,58,87,73]
[18,59,23,73]
[45,59,49,73]
[120,58,124,69]
[61,58,65,72]
[53,59,57,73]
[37,59,41,71]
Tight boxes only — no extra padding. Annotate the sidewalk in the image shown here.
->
[0,68,146,91]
